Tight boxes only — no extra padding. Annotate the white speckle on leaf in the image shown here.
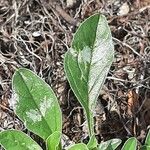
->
[21,73,28,81]
[20,73,35,85]
[40,96,51,116]
[26,109,42,122]
[15,140,18,143]
[26,96,52,123]
[21,143,25,146]
[78,46,91,63]
[70,48,77,57]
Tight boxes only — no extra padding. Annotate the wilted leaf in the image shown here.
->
[0,130,42,150]
[64,13,114,136]
[12,68,62,140]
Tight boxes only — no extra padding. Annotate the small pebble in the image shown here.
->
[117,2,130,16]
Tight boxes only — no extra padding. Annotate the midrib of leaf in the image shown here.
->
[15,71,52,137]
[84,15,100,136]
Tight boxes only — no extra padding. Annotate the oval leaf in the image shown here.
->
[12,68,62,140]
[67,143,88,150]
[46,131,61,150]
[64,13,114,135]
[0,130,42,150]
[121,137,137,150]
[98,138,122,150]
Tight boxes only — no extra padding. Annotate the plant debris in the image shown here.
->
[0,0,150,149]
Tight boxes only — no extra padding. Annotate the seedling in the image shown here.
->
[0,13,149,150]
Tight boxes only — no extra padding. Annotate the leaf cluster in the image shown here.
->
[0,14,149,150]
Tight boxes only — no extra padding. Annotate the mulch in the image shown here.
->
[0,0,150,149]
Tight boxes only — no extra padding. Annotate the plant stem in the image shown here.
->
[85,110,95,137]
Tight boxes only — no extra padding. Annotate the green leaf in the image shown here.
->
[64,13,114,136]
[87,135,98,150]
[98,138,122,150]
[140,145,150,150]
[121,137,137,150]
[12,68,62,140]
[46,131,61,150]
[0,130,42,150]
[67,143,89,150]
[145,129,150,146]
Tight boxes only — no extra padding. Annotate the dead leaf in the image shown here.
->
[127,90,139,117]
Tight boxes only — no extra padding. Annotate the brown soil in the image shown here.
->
[0,0,150,149]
